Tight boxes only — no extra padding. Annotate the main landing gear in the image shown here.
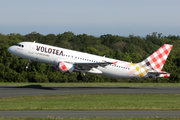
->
[77,72,87,82]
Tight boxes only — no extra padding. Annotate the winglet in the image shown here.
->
[113,61,118,66]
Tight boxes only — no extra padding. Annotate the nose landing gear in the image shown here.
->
[26,59,31,69]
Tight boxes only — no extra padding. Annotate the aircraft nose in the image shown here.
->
[8,46,15,54]
[8,46,12,53]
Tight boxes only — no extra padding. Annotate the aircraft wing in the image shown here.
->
[73,62,114,71]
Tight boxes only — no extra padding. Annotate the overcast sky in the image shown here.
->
[0,0,180,36]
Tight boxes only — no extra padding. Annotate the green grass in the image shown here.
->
[0,117,180,120]
[0,94,180,110]
[0,82,180,87]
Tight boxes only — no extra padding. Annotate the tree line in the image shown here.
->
[0,31,179,83]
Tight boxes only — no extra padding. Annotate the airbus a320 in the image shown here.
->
[8,41,173,81]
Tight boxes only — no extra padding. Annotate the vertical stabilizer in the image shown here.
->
[140,44,173,71]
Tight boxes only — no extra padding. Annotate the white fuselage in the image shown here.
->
[8,42,140,78]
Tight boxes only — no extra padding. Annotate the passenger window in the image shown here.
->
[22,45,24,47]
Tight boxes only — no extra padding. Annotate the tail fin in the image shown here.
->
[140,44,173,71]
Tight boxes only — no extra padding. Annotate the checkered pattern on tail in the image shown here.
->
[140,44,173,71]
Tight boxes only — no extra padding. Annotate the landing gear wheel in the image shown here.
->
[82,76,87,82]
[26,59,31,69]
[77,75,82,80]
[77,72,87,82]
[77,72,82,80]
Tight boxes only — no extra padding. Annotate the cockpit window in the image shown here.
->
[16,43,24,48]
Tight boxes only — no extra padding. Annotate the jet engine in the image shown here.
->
[52,61,74,73]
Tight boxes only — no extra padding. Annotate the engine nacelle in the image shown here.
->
[51,61,74,73]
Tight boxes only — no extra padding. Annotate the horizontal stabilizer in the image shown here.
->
[147,71,170,78]
[148,72,169,74]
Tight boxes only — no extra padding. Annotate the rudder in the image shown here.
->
[140,44,173,71]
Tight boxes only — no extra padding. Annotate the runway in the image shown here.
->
[1,110,180,118]
[1,85,180,118]
[0,85,180,97]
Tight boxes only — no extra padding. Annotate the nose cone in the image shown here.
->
[8,46,12,53]
[8,46,16,54]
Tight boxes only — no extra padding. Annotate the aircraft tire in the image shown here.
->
[77,75,82,80]
[82,76,87,82]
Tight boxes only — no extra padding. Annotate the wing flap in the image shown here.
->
[73,61,114,71]
[74,62,111,67]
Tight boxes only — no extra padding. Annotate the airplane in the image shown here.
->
[8,41,173,81]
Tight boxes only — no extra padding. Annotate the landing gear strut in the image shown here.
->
[77,72,87,82]
[77,72,82,80]
[82,73,87,82]
[26,59,31,69]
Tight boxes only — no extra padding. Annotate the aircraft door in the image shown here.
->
[28,41,35,54]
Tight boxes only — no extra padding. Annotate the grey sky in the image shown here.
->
[0,0,180,36]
